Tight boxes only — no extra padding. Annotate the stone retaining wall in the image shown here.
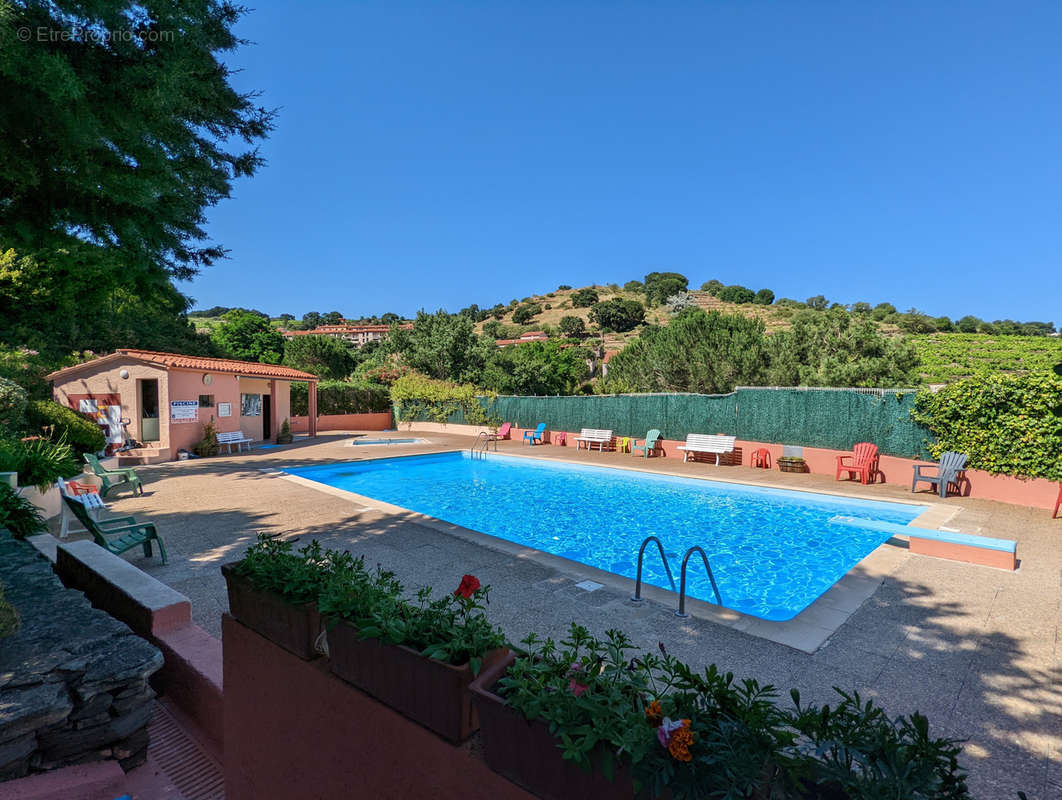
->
[0,530,163,781]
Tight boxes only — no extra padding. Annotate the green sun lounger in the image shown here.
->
[61,494,167,564]
[84,453,143,497]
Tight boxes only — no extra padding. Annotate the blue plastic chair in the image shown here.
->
[523,423,546,446]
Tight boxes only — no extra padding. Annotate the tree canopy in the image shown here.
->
[0,1,271,358]
[212,310,284,364]
[282,334,356,380]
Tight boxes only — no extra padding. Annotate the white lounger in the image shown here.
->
[676,433,736,465]
[217,431,255,453]
[573,428,613,452]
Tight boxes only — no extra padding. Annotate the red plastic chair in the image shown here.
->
[553,431,567,446]
[67,480,99,496]
[751,448,771,469]
[835,442,879,485]
[1054,483,1061,519]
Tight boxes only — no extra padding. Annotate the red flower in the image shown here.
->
[569,678,589,697]
[454,574,481,599]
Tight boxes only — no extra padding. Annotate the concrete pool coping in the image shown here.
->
[265,449,961,654]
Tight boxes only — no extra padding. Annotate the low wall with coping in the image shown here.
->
[403,422,1060,511]
[223,615,533,800]
[0,532,162,782]
[290,411,392,433]
[54,541,224,757]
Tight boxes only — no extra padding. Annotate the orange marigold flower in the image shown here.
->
[668,721,694,762]
[645,700,663,725]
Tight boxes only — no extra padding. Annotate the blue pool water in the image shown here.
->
[286,452,926,621]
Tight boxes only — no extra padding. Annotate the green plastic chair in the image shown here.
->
[84,453,143,497]
[631,429,662,458]
[61,494,167,564]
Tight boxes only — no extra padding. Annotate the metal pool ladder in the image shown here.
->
[631,536,677,601]
[675,546,722,617]
[470,432,491,459]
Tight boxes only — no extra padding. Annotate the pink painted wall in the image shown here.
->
[290,412,392,432]
[223,615,533,800]
[501,425,1060,511]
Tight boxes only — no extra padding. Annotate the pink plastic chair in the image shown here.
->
[488,422,512,443]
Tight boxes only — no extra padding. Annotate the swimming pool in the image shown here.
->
[286,452,926,621]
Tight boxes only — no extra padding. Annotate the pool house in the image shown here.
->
[46,349,319,463]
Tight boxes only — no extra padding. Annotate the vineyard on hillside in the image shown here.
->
[912,334,1062,383]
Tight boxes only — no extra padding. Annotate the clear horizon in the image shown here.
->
[188,2,1060,324]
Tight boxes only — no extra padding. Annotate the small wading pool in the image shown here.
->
[349,438,427,446]
[285,452,926,621]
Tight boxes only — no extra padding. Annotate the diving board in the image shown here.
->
[829,516,1017,571]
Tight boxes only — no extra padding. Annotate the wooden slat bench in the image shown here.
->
[676,433,737,465]
[572,428,613,452]
[829,516,1017,571]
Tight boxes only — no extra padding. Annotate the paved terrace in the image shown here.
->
[67,432,1061,799]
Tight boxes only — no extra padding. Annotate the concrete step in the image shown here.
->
[117,447,171,466]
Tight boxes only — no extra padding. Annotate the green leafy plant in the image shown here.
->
[194,419,220,457]
[233,534,337,604]
[912,372,1062,480]
[25,400,105,456]
[0,376,28,433]
[276,418,293,444]
[0,483,47,538]
[0,435,80,491]
[0,582,20,639]
[390,373,499,428]
[290,380,390,416]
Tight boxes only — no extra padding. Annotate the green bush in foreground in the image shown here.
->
[912,372,1062,481]
[0,435,80,491]
[0,483,47,538]
[25,400,105,456]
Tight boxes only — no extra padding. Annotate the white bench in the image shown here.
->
[676,433,736,465]
[217,431,255,453]
[573,428,613,452]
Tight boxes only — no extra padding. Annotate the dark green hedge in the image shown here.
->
[25,400,105,456]
[290,380,391,417]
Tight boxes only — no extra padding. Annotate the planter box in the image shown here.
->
[778,460,808,474]
[469,653,636,800]
[327,619,507,743]
[221,562,322,660]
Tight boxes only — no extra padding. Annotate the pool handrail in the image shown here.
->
[470,431,491,459]
[675,546,722,616]
[631,535,677,601]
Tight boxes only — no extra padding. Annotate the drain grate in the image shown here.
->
[147,702,225,800]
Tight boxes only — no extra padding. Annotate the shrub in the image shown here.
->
[543,303,552,310]
[700,279,723,295]
[0,377,27,433]
[643,272,689,305]
[717,284,756,304]
[291,380,391,416]
[0,483,47,538]
[570,288,599,308]
[557,284,572,291]
[194,419,220,457]
[25,400,105,456]
[589,298,645,332]
[754,288,775,305]
[624,280,644,292]
[276,418,293,444]
[558,316,587,338]
[0,436,80,491]
[912,372,1062,480]
[390,373,498,427]
[511,303,541,325]
[806,295,829,310]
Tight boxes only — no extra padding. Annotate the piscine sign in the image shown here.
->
[170,400,198,423]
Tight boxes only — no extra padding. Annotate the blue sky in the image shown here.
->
[189,2,1060,323]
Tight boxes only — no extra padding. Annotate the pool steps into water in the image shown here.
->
[631,536,723,615]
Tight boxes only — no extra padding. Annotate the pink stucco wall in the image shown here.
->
[499,425,1060,511]
[52,358,298,459]
[290,412,392,432]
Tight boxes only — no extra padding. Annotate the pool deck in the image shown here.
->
[66,431,1062,799]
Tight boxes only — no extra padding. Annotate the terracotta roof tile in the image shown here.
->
[46,350,318,381]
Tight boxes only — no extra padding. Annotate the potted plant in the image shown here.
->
[276,418,293,444]
[322,570,508,743]
[221,535,334,659]
[777,456,808,474]
[195,418,220,457]
[470,625,793,800]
